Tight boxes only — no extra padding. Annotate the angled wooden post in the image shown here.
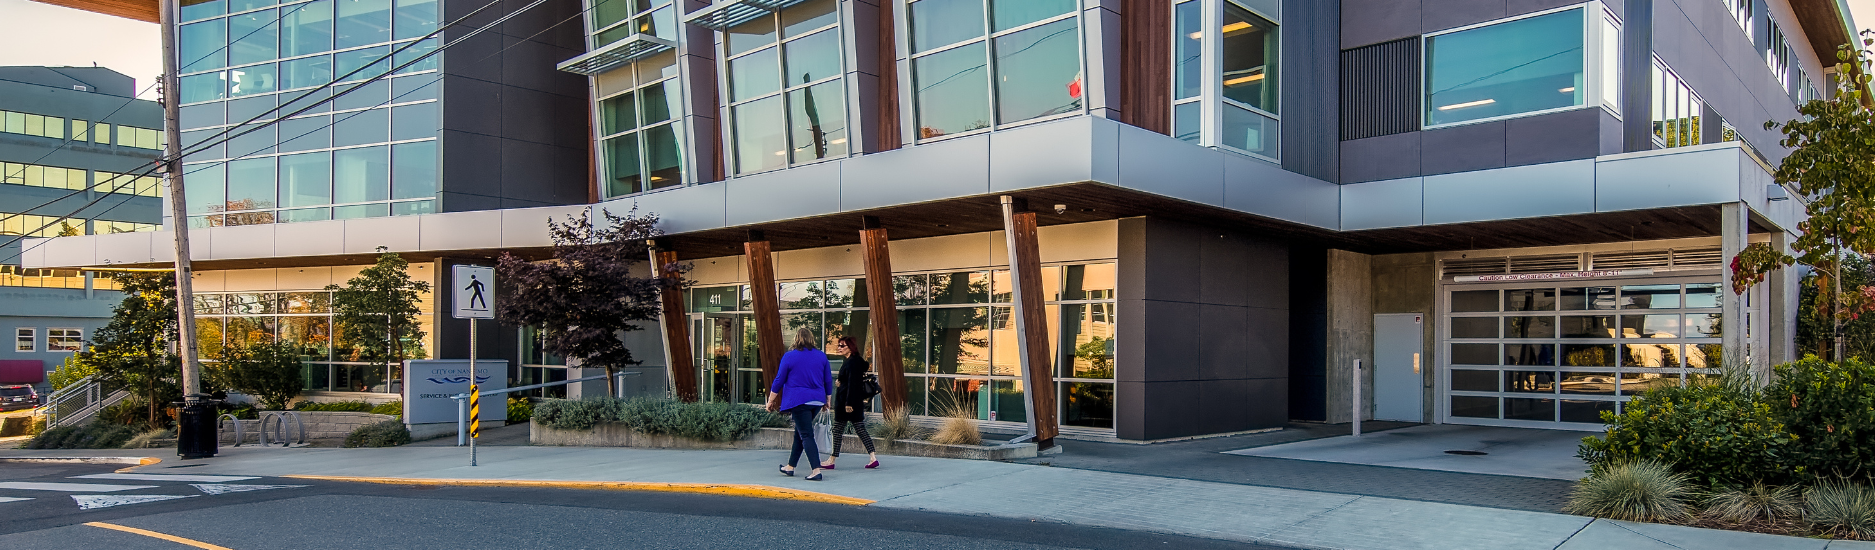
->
[1002,197,1058,448]
[745,232,784,389]
[651,243,698,402]
[860,216,908,412]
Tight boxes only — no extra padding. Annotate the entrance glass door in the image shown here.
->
[694,313,764,404]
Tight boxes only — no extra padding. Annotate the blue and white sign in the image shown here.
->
[404,359,507,424]
[453,265,495,320]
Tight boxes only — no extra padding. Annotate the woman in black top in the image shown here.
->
[821,336,878,469]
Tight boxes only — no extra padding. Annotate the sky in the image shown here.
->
[0,0,160,98]
[1,0,1874,103]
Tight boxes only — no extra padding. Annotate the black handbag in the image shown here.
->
[860,373,883,399]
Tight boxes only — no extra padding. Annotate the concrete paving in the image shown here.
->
[0,444,1856,550]
[1224,424,1592,481]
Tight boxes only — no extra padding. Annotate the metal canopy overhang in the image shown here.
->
[556,34,677,76]
[681,0,810,31]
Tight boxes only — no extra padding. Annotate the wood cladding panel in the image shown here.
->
[1008,210,1059,443]
[33,0,156,22]
[876,1,903,151]
[859,227,909,410]
[1120,0,1170,134]
[745,241,784,388]
[656,250,699,402]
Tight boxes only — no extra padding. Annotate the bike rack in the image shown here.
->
[217,413,247,446]
[259,411,306,447]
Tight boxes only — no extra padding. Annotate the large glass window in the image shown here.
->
[1424,8,1613,127]
[591,0,675,48]
[1170,0,1278,159]
[909,0,1082,140]
[598,52,684,197]
[193,284,435,395]
[724,0,846,175]
[1651,60,1704,149]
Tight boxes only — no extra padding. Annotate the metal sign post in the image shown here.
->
[1353,359,1363,438]
[453,265,495,466]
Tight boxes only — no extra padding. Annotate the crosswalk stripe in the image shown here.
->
[0,497,32,503]
[72,495,195,510]
[0,482,157,492]
[191,483,308,495]
[74,473,259,483]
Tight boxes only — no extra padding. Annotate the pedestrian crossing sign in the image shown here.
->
[452,265,495,320]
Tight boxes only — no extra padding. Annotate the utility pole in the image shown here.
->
[162,0,213,459]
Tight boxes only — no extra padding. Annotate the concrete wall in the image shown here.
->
[1371,252,1436,421]
[1323,249,1371,424]
[1117,217,1290,440]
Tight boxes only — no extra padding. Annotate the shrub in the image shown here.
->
[1804,480,1875,539]
[343,420,411,448]
[873,406,923,442]
[213,342,307,410]
[929,396,981,446]
[24,420,139,449]
[370,401,403,418]
[1704,482,1802,523]
[1578,383,1794,487]
[1764,357,1875,485]
[1563,460,1695,522]
[48,355,96,391]
[533,398,784,441]
[120,429,174,449]
[507,397,533,423]
[293,401,376,413]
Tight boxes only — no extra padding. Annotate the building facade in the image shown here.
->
[0,66,164,390]
[27,0,1847,440]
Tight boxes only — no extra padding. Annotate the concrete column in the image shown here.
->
[1767,229,1798,370]
[1719,202,1750,376]
[1324,249,1373,424]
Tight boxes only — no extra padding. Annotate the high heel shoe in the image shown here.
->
[779,464,795,477]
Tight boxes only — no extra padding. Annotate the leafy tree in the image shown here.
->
[210,341,305,410]
[81,271,182,429]
[48,355,96,391]
[1732,33,1875,362]
[497,209,678,398]
[327,248,433,377]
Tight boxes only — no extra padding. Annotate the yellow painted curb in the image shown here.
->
[0,456,160,472]
[117,457,162,472]
[282,475,875,506]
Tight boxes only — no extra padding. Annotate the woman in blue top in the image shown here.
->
[767,327,833,481]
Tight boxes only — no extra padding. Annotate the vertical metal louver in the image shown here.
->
[1589,250,1672,270]
[1508,254,1583,273]
[1339,38,1420,141]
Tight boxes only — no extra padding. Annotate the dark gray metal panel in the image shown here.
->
[1504,108,1601,167]
[1341,0,1422,49]
[1341,132,1422,183]
[1600,109,1624,155]
[1141,300,1203,382]
[1281,0,1340,182]
[1506,0,1580,18]
[1340,37,1419,141]
[1420,120,1506,175]
[1421,0,1507,34]
[440,129,503,198]
[1115,380,1146,439]
[500,140,588,206]
[1140,218,1204,304]
[1623,0,1653,152]
[437,191,504,212]
[1140,380,1204,439]
[441,76,502,135]
[1200,232,1253,307]
[1245,306,1291,379]
[1198,303,1251,380]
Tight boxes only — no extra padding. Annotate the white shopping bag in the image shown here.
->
[812,412,833,452]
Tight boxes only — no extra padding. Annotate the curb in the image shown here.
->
[280,475,876,506]
[0,456,162,473]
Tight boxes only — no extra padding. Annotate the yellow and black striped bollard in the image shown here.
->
[468,383,480,466]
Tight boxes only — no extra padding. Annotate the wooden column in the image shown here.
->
[1003,198,1058,447]
[860,217,908,411]
[653,248,698,402]
[1119,0,1171,134]
[746,233,784,389]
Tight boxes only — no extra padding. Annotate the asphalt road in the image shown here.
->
[0,462,1288,549]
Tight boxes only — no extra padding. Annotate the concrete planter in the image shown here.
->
[531,425,1037,461]
[221,411,396,443]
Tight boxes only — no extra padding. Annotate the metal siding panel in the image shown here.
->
[839,134,991,210]
[1341,132,1423,183]
[1339,38,1419,142]
[271,220,346,258]
[1116,124,1226,206]
[988,117,1097,192]
[1340,177,1426,230]
[723,161,844,226]
[1593,147,1742,212]
[1422,159,1596,224]
[1223,152,1341,229]
[601,182,727,236]
[1282,0,1341,182]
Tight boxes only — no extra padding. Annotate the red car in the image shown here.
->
[0,385,39,412]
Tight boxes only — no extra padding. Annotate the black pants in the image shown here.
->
[830,419,875,456]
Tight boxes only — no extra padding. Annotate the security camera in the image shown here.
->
[1054,204,1068,215]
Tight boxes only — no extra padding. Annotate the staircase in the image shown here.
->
[45,376,131,429]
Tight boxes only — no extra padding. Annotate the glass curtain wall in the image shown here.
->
[682,263,1118,430]
[597,52,684,197]
[589,0,676,49]
[1446,280,1724,426]
[1651,60,1704,149]
[193,288,435,394]
[1423,6,1596,127]
[177,0,441,228]
[908,0,1083,140]
[518,326,568,398]
[1170,0,1279,159]
[724,0,847,175]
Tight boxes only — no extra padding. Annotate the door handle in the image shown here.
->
[1413,353,1421,374]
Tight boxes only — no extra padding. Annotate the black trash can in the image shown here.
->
[176,399,218,459]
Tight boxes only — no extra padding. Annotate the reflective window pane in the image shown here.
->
[1504,344,1554,366]
[1505,398,1555,421]
[390,72,439,102]
[787,81,847,163]
[643,124,682,189]
[181,103,224,129]
[992,0,1073,32]
[732,95,787,174]
[332,107,389,146]
[1173,1,1201,100]
[992,18,1082,124]
[1061,382,1113,428]
[729,49,782,102]
[281,55,334,90]
[1424,9,1585,125]
[1560,286,1616,310]
[726,15,777,56]
[228,9,280,66]
[638,81,676,125]
[898,309,928,373]
[1172,101,1200,142]
[1622,343,1681,368]
[181,72,227,104]
[1221,3,1278,113]
[1451,396,1498,418]
[181,0,225,22]
[1560,372,1615,395]
[911,0,985,53]
[283,0,334,57]
[1620,284,1681,309]
[1559,316,1615,338]
[391,140,437,199]
[1451,317,1497,339]
[1505,370,1555,392]
[929,307,989,374]
[1451,369,1497,392]
[604,133,641,196]
[1450,343,1497,365]
[1620,314,1681,338]
[279,115,331,152]
[335,0,393,49]
[335,46,391,81]
[780,0,837,37]
[279,151,332,207]
[1505,288,1556,311]
[184,163,226,214]
[181,20,227,73]
[228,63,276,97]
[1221,104,1278,157]
[1684,283,1721,308]
[333,145,389,202]
[1504,316,1555,338]
[913,43,991,138]
[390,101,437,141]
[601,92,637,135]
[1560,399,1615,423]
[226,156,278,210]
[394,0,438,40]
[1561,343,1616,366]
[783,29,842,86]
[335,79,389,111]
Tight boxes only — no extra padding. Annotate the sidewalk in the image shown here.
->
[6,445,1870,550]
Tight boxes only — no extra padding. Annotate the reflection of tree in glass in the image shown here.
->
[1565,345,1608,367]
[1073,336,1114,379]
[927,273,990,374]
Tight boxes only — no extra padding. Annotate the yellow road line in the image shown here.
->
[117,457,162,473]
[84,522,233,550]
[282,475,875,506]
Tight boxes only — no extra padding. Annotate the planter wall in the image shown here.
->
[220,411,395,443]
[532,425,1038,461]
